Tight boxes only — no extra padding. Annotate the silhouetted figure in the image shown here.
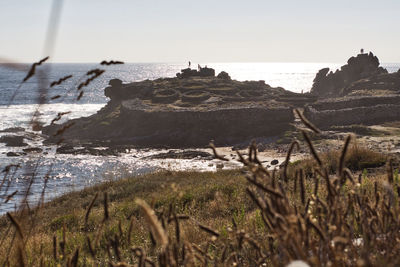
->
[360,48,364,54]
[198,64,201,71]
[188,61,191,68]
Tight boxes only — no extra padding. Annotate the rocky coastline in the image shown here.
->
[7,51,396,155]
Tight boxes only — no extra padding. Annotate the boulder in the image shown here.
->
[23,147,43,153]
[6,152,26,157]
[271,159,279,165]
[217,71,231,80]
[0,135,28,147]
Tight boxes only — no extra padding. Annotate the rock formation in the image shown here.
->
[310,52,388,97]
[176,67,215,79]
[43,69,314,148]
[306,52,400,129]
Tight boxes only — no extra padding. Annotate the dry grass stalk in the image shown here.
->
[50,75,73,87]
[22,56,49,82]
[85,192,98,226]
[302,130,322,166]
[295,108,321,134]
[6,213,24,241]
[209,142,229,161]
[100,60,124,65]
[283,140,300,182]
[103,192,109,222]
[135,199,168,248]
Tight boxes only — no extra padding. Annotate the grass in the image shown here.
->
[290,142,387,176]
[329,125,390,136]
[0,169,257,266]
[1,138,400,266]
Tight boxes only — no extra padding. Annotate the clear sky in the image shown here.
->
[1,0,399,63]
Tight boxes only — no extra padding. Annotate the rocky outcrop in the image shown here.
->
[310,52,388,97]
[217,71,231,80]
[176,67,215,79]
[306,51,400,128]
[43,72,314,148]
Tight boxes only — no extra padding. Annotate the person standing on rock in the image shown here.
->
[188,61,191,68]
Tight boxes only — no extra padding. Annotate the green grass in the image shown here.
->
[0,169,255,265]
[1,143,399,266]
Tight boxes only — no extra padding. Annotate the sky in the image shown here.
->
[0,0,399,63]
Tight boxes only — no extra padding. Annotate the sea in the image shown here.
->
[0,62,399,213]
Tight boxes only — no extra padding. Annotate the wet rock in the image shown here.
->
[0,135,28,147]
[7,152,25,157]
[56,144,119,156]
[271,159,279,165]
[23,147,43,153]
[0,127,25,133]
[148,150,213,160]
[56,144,74,154]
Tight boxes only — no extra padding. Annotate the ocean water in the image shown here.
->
[0,62,398,213]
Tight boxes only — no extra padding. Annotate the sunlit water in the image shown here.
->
[0,62,399,213]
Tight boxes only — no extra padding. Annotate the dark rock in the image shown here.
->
[217,71,231,80]
[109,79,123,87]
[148,150,213,160]
[56,144,75,154]
[199,67,215,77]
[305,52,400,128]
[0,135,28,147]
[311,52,388,97]
[176,67,215,79]
[0,127,25,133]
[56,144,120,156]
[271,159,279,165]
[23,147,43,153]
[7,152,25,157]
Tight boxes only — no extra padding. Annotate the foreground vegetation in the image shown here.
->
[1,131,400,266]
